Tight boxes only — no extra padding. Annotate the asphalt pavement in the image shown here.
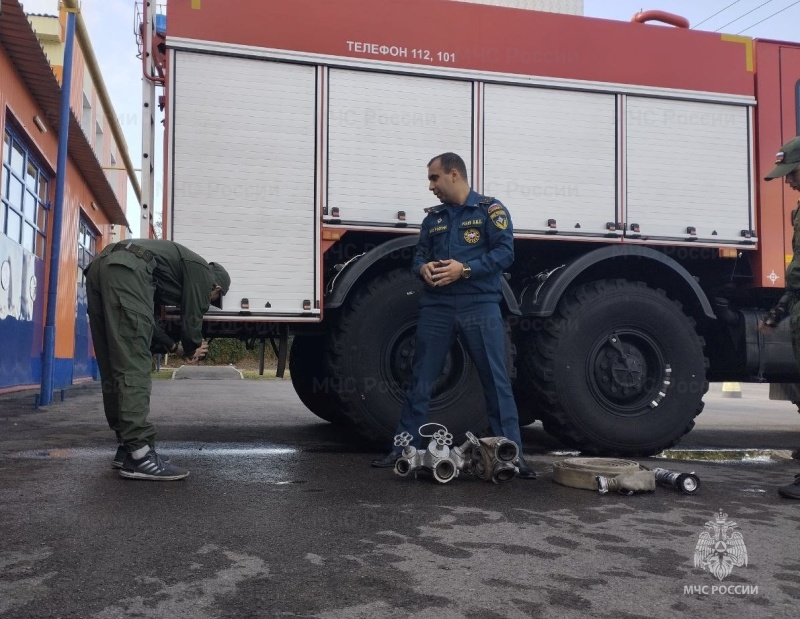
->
[1,377,799,618]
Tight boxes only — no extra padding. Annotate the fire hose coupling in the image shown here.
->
[393,425,520,484]
[469,435,519,484]
[596,470,656,495]
[596,466,701,495]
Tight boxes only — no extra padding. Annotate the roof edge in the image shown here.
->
[1,0,129,227]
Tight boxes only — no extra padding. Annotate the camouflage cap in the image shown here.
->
[764,136,800,180]
[209,262,231,309]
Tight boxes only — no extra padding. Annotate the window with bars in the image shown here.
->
[1,127,49,259]
[77,218,97,286]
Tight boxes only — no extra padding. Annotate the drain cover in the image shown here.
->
[553,457,641,490]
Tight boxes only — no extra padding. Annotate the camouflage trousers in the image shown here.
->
[792,306,800,370]
[85,248,157,451]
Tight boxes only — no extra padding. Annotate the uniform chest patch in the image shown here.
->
[464,228,481,244]
[430,224,448,234]
[490,210,508,230]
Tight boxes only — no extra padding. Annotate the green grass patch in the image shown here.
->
[151,369,176,380]
[149,368,289,380]
[654,449,777,462]
[241,369,289,380]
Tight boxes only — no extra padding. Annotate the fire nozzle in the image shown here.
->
[652,467,701,495]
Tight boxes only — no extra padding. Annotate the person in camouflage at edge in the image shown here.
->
[761,136,800,499]
[84,239,230,481]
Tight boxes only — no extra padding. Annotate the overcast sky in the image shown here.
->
[16,0,800,238]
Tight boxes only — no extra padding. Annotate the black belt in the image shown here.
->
[111,242,155,263]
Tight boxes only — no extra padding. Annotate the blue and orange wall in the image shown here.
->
[0,4,129,394]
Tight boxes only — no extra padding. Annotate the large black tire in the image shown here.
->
[513,331,546,427]
[522,279,708,456]
[327,268,515,443]
[289,336,349,425]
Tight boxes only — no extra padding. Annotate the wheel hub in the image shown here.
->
[593,334,649,404]
[389,330,458,398]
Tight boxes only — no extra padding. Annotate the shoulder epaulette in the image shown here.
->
[478,195,504,213]
[424,204,447,214]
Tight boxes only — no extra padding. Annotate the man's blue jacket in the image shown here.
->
[412,189,514,304]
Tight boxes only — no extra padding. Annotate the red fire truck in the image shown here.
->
[143,0,800,455]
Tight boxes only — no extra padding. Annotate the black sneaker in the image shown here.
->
[517,455,538,480]
[112,446,168,469]
[371,451,401,468]
[778,474,800,499]
[119,450,189,481]
[111,445,126,469]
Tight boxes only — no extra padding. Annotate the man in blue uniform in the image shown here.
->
[371,152,536,479]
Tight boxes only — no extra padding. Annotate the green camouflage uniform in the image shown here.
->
[85,239,217,450]
[764,137,800,493]
[765,137,800,407]
[787,203,800,367]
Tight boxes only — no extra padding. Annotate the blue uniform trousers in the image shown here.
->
[394,295,523,451]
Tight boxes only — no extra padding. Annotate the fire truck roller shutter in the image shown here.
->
[625,97,752,242]
[327,268,518,443]
[327,70,472,227]
[170,52,318,316]
[483,85,617,236]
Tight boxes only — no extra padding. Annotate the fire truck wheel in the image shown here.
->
[527,279,708,456]
[328,268,516,443]
[289,335,350,425]
[513,331,547,426]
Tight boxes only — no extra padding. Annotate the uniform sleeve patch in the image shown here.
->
[490,210,508,230]
[487,204,501,214]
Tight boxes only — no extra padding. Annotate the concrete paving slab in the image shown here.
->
[172,365,243,380]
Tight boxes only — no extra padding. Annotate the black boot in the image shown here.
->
[371,451,401,468]
[517,455,537,480]
[778,473,800,499]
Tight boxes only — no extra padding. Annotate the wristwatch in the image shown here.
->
[461,263,472,279]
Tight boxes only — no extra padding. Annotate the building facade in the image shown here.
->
[0,0,137,393]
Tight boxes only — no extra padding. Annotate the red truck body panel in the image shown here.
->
[169,0,755,96]
[754,41,800,286]
[166,0,800,289]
